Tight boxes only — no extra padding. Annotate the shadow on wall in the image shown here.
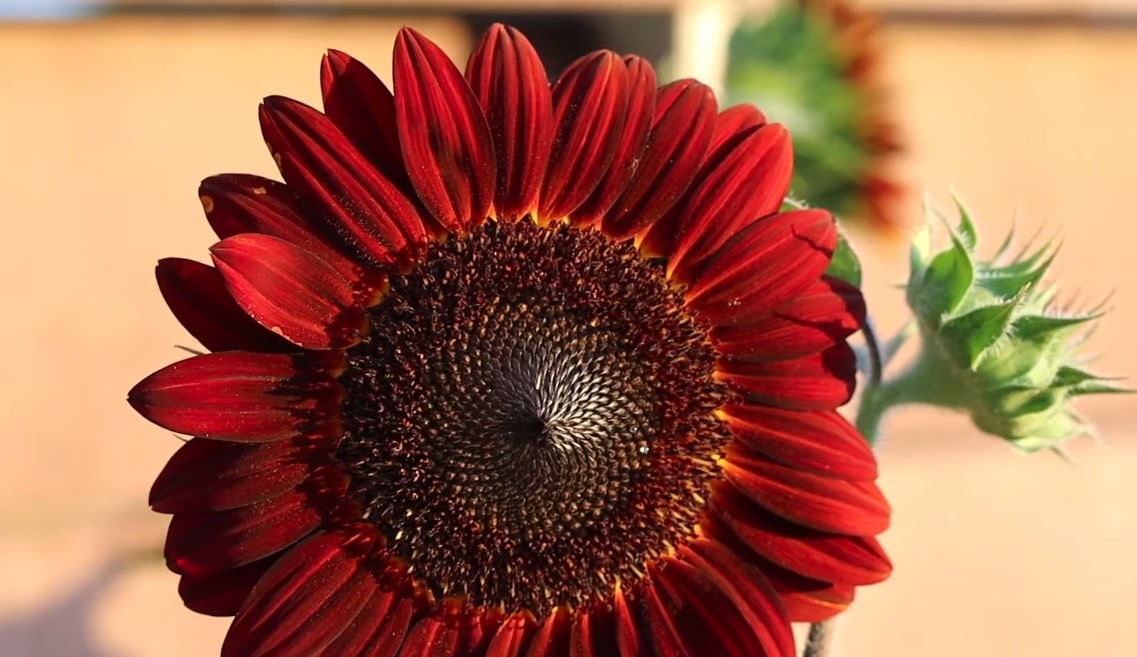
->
[0,560,125,657]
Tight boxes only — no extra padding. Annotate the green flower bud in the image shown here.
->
[904,198,1123,452]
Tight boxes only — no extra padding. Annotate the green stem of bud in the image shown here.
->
[856,326,971,445]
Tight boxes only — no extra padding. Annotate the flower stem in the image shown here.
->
[855,317,887,445]
[802,618,839,657]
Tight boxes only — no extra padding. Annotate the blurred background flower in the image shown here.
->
[727,0,903,234]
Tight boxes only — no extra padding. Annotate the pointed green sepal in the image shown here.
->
[938,296,1022,369]
[907,230,974,324]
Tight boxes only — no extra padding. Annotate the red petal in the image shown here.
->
[394,27,496,232]
[569,603,620,657]
[200,174,385,299]
[156,258,294,353]
[165,490,324,575]
[398,605,498,657]
[721,445,890,535]
[712,277,865,364]
[539,51,629,221]
[222,525,384,657]
[718,405,878,481]
[716,345,857,411]
[200,175,337,265]
[571,56,657,228]
[664,124,794,283]
[775,580,856,623]
[127,351,342,441]
[211,233,367,350]
[685,210,836,326]
[260,96,427,268]
[320,587,415,657]
[680,540,795,657]
[178,558,273,617]
[524,607,571,657]
[632,576,683,657]
[708,105,767,154]
[709,484,892,585]
[612,587,645,657]
[700,517,858,622]
[484,614,533,657]
[400,615,458,657]
[466,23,554,221]
[717,350,857,412]
[602,80,717,242]
[640,557,791,657]
[320,50,405,179]
[768,566,855,622]
[149,437,315,514]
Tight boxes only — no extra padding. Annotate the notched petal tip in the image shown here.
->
[258,96,428,269]
[711,277,866,365]
[603,79,717,242]
[466,22,554,222]
[395,26,496,232]
[716,345,858,411]
[665,123,794,283]
[540,50,630,222]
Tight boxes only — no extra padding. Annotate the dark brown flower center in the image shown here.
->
[336,219,731,614]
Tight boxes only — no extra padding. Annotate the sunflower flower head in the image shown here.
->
[905,199,1124,452]
[726,0,903,233]
[128,23,890,657]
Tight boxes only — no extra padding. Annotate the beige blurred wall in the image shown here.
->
[0,15,1134,657]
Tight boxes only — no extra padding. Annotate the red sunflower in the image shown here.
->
[128,24,891,657]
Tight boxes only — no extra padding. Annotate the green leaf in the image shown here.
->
[825,228,863,288]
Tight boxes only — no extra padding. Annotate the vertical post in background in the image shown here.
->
[670,0,777,97]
